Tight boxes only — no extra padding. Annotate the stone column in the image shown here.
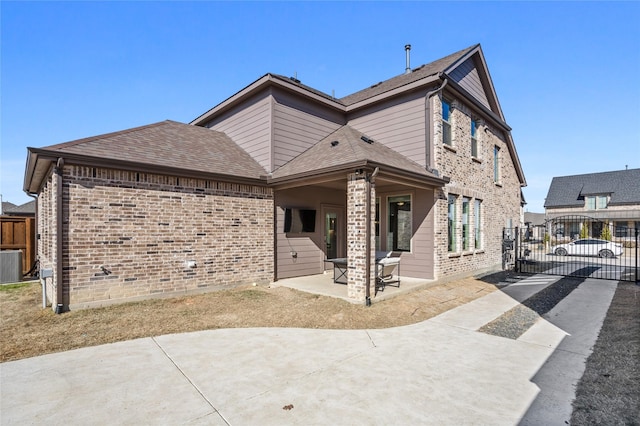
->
[347,171,375,301]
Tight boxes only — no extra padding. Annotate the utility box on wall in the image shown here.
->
[0,250,23,284]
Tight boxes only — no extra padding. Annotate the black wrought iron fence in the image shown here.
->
[504,215,638,282]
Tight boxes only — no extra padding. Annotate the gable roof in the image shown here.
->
[269,125,446,187]
[24,120,267,193]
[544,169,640,208]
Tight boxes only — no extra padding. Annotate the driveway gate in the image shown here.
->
[504,215,639,282]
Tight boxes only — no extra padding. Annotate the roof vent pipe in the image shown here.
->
[405,44,412,74]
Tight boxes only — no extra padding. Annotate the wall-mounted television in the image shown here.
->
[284,208,316,233]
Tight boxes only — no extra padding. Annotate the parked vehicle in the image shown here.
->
[552,239,623,258]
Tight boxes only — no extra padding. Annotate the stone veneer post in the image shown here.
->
[347,171,375,301]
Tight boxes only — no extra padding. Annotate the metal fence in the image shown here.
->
[503,215,639,282]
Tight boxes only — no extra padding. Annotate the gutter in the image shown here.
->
[54,158,64,314]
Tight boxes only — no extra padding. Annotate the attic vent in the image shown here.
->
[330,140,339,147]
[370,81,382,88]
[360,136,374,144]
[289,76,301,84]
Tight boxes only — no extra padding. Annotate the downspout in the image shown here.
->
[364,167,379,306]
[54,158,64,314]
[425,75,448,171]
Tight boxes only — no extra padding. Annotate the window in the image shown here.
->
[448,194,457,252]
[597,195,608,209]
[442,99,452,146]
[585,195,608,210]
[462,197,470,250]
[493,145,500,183]
[388,195,411,252]
[615,221,628,238]
[474,199,482,249]
[471,120,478,158]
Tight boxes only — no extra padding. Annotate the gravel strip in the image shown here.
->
[479,272,591,339]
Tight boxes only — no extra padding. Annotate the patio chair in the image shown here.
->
[375,256,400,292]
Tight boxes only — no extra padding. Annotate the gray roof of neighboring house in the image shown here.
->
[524,212,545,226]
[25,121,267,192]
[1,200,35,216]
[544,169,640,208]
[270,125,443,184]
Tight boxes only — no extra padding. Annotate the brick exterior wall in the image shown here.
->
[433,96,521,279]
[40,165,274,309]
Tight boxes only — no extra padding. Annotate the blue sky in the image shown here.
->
[2,1,639,212]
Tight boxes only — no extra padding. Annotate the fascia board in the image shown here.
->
[344,75,441,113]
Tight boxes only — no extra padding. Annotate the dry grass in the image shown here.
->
[0,275,500,363]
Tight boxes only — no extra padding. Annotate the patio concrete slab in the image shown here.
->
[0,274,618,425]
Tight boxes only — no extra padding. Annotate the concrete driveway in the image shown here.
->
[0,274,617,425]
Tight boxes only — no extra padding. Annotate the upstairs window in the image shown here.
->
[493,145,501,183]
[471,120,478,158]
[442,100,452,146]
[586,195,608,210]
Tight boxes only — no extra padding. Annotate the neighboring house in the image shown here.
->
[1,200,36,217]
[24,43,526,310]
[523,212,545,241]
[544,169,640,241]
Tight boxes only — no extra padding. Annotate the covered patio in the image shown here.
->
[272,271,438,304]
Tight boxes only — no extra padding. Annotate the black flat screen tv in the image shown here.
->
[284,208,316,233]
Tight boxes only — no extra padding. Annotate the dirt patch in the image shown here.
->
[0,275,498,362]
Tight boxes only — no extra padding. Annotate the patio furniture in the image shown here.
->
[375,256,400,292]
[324,252,400,289]
[324,258,348,284]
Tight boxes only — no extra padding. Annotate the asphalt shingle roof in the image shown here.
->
[270,125,438,181]
[544,169,640,207]
[39,120,266,181]
[339,45,477,106]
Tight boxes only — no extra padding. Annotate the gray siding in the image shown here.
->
[449,58,490,109]
[275,187,345,279]
[375,186,435,279]
[347,92,427,167]
[204,91,272,172]
[272,91,343,171]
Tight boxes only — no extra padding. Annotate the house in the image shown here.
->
[544,169,640,241]
[1,200,36,217]
[24,44,526,311]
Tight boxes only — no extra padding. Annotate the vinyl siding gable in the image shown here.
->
[449,57,490,109]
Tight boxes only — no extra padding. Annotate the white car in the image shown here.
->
[552,238,623,258]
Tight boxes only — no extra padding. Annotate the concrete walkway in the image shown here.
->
[0,274,617,425]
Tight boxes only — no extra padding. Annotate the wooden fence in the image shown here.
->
[0,216,36,276]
